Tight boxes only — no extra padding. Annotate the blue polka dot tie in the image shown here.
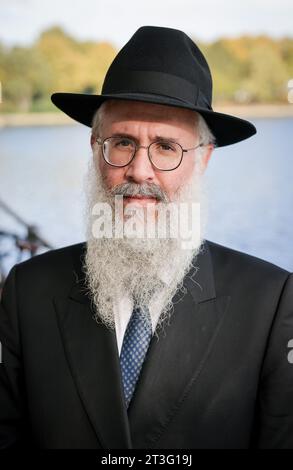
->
[120,303,153,408]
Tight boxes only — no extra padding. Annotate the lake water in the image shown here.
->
[0,117,292,274]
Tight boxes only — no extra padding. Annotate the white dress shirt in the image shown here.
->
[114,268,174,356]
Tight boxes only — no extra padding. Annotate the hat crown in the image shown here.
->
[51,25,257,147]
[102,26,213,108]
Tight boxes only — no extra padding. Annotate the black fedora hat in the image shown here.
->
[51,26,256,147]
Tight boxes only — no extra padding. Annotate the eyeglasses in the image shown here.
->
[96,136,204,171]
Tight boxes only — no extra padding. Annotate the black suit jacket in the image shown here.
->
[0,239,293,449]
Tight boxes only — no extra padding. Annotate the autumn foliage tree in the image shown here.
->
[0,27,292,112]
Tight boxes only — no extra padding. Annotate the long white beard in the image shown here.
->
[82,158,209,335]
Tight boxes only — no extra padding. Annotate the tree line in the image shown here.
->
[0,26,292,112]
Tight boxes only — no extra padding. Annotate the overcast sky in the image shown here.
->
[1,0,292,48]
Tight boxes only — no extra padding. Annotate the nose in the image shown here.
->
[124,145,156,183]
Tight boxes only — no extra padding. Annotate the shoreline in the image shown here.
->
[0,104,293,127]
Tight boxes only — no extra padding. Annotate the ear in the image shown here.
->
[90,133,96,149]
[200,144,214,173]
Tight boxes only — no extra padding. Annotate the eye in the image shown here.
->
[116,138,133,148]
[157,142,176,152]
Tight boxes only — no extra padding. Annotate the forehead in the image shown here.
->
[101,100,197,134]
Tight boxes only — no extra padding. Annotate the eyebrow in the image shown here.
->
[110,132,180,143]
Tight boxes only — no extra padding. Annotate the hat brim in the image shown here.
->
[51,92,256,147]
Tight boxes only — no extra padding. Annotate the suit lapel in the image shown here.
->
[127,243,231,448]
[54,244,132,449]
[54,240,230,450]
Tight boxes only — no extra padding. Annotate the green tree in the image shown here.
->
[1,28,292,112]
[243,40,288,102]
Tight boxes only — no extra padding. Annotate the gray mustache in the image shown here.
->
[110,182,169,203]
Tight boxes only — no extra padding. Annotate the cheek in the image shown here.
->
[158,159,195,197]
[179,157,196,185]
[156,173,180,198]
[99,163,127,189]
[184,153,196,172]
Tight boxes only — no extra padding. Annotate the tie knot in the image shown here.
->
[132,303,152,330]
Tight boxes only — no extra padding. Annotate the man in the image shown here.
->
[0,26,292,449]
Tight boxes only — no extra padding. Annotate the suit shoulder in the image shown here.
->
[13,241,86,286]
[205,239,290,284]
